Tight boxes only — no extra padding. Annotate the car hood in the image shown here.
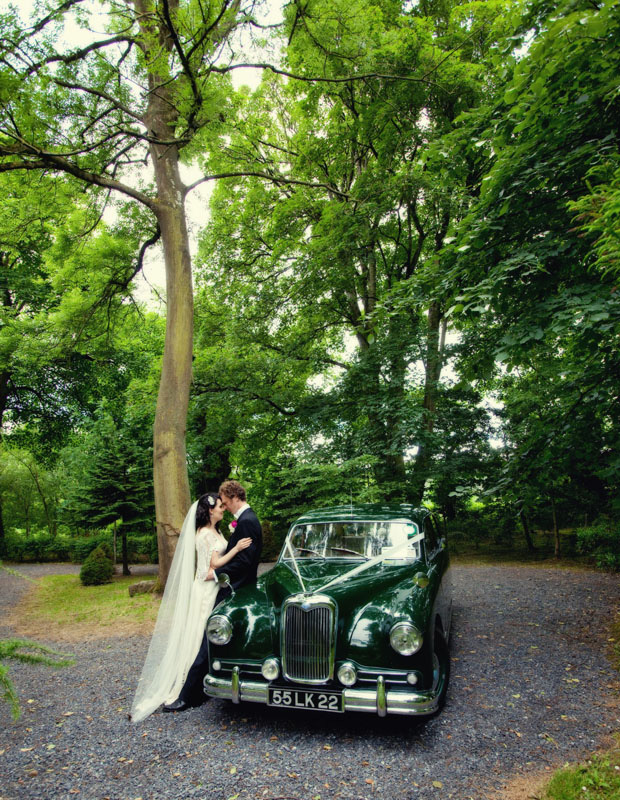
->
[213,559,433,666]
[261,559,420,608]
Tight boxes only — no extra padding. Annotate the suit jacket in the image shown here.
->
[215,507,262,590]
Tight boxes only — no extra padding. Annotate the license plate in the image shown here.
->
[268,687,343,712]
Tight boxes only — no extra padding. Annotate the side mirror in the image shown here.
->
[218,572,235,596]
[413,571,430,589]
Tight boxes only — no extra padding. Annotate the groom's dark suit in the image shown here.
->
[177,506,262,707]
[215,506,262,594]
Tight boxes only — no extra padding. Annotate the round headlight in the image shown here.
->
[261,658,280,681]
[390,622,423,656]
[207,615,232,645]
[337,662,357,687]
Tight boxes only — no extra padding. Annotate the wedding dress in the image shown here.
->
[130,502,227,722]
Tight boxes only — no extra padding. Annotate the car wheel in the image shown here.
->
[431,628,450,711]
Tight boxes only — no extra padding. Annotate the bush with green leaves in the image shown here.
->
[576,519,620,571]
[79,545,114,586]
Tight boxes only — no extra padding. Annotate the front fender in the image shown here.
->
[345,566,438,671]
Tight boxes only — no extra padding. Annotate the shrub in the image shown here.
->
[261,520,282,562]
[79,546,114,586]
[576,519,620,571]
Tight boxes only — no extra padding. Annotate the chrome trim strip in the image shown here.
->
[376,676,387,717]
[204,674,439,716]
[231,666,240,704]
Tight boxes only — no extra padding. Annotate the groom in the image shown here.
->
[213,480,263,596]
[163,480,262,712]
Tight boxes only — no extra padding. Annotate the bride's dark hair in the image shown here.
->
[195,492,220,530]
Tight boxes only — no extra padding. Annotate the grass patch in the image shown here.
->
[540,743,620,800]
[9,574,160,642]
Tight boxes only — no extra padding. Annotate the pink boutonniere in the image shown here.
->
[229,520,237,534]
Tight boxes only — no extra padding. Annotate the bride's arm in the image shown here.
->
[210,537,252,569]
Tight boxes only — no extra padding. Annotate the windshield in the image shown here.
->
[284,520,421,561]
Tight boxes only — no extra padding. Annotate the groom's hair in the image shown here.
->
[219,480,246,502]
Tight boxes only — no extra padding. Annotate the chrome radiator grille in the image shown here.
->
[282,594,336,683]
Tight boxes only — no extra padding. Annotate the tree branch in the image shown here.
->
[26,35,136,75]
[0,150,156,210]
[209,62,448,91]
[184,170,349,199]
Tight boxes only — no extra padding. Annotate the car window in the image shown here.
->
[424,515,439,553]
[286,520,422,561]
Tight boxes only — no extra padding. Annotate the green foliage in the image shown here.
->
[2,530,156,564]
[576,520,620,572]
[543,750,620,800]
[195,0,514,508]
[252,455,383,543]
[0,636,74,721]
[79,545,114,586]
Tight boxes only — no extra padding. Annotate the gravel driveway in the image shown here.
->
[0,563,618,800]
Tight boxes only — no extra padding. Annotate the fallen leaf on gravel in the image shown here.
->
[270,735,278,741]
[365,779,374,785]
[287,772,298,778]
[46,744,55,750]
[63,712,75,717]
[20,747,34,752]
[229,766,237,775]
[432,781,443,788]
[27,699,35,704]
[323,744,332,750]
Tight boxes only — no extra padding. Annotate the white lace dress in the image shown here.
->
[164,527,227,704]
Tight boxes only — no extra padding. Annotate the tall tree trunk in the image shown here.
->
[551,494,561,559]
[411,304,445,502]
[137,0,193,587]
[519,509,536,553]
[120,523,131,576]
[0,369,8,555]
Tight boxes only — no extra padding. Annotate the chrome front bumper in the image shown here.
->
[204,669,439,716]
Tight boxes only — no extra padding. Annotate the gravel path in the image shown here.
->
[0,562,618,800]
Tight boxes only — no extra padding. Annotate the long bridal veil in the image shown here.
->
[130,501,198,723]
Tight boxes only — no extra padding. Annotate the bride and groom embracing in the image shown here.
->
[130,480,262,723]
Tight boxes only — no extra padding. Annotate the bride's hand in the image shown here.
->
[234,537,252,553]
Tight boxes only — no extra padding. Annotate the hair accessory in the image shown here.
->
[207,495,216,507]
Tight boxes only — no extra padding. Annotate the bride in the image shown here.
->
[130,492,251,722]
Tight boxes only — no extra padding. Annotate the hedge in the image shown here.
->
[1,532,158,564]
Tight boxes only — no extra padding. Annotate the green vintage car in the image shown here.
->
[204,504,452,716]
